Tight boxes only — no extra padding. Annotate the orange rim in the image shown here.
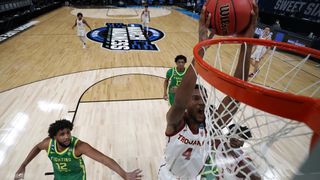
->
[193,38,320,136]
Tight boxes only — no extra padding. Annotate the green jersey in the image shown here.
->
[166,67,187,105]
[48,136,86,180]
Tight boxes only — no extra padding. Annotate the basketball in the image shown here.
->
[205,0,252,36]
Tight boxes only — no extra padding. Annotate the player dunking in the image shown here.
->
[158,1,258,179]
[72,12,92,49]
[141,5,150,35]
[14,119,142,180]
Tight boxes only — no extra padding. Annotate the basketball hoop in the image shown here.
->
[193,38,320,179]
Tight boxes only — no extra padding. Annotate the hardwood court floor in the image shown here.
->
[0,7,198,93]
[0,6,319,180]
[0,67,168,180]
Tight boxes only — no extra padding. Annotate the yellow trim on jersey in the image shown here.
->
[54,139,70,155]
[80,161,86,180]
[169,68,174,80]
[47,139,52,155]
[72,139,81,159]
[174,67,187,76]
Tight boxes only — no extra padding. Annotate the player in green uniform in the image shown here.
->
[163,55,187,105]
[14,119,142,180]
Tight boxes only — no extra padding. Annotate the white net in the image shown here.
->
[195,39,320,180]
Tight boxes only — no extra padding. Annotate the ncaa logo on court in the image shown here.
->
[87,23,164,51]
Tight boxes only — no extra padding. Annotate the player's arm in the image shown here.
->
[214,0,258,128]
[75,140,142,180]
[14,137,50,180]
[234,0,258,79]
[72,19,77,29]
[166,61,197,134]
[227,138,261,179]
[148,11,151,22]
[166,6,211,135]
[163,68,173,100]
[261,47,270,60]
[83,19,92,31]
[163,76,169,100]
[261,35,272,59]
[237,158,261,180]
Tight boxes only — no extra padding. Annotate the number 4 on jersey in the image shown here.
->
[182,148,193,160]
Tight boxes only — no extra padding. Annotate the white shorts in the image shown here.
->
[251,45,267,61]
[77,29,86,37]
[142,18,150,24]
[158,163,200,180]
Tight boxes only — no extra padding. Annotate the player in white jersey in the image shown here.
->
[72,12,92,48]
[158,1,259,179]
[159,92,209,180]
[249,27,272,77]
[140,5,150,35]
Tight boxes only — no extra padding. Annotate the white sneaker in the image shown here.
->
[83,43,86,49]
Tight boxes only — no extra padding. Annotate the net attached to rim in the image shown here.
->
[193,38,320,180]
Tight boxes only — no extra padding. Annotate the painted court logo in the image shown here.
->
[87,23,164,51]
